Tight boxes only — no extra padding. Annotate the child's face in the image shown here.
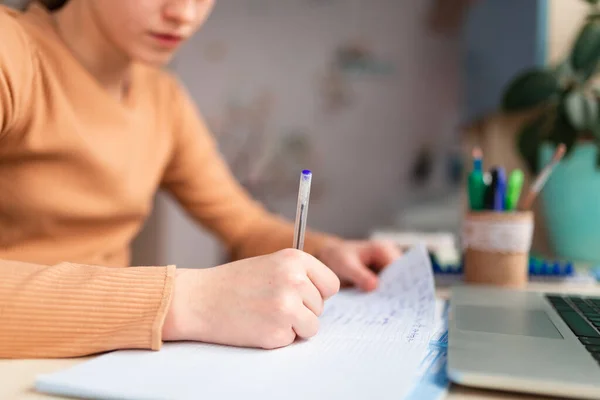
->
[90,0,215,66]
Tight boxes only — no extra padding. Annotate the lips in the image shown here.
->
[150,33,185,47]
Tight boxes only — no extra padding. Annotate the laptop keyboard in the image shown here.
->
[546,295,600,365]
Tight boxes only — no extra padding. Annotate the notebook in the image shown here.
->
[36,244,436,400]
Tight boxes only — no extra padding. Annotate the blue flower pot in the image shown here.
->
[539,142,600,263]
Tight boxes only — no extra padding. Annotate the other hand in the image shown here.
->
[317,240,401,292]
[162,248,340,349]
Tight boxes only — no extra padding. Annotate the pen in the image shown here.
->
[505,169,524,211]
[293,170,312,250]
[519,143,566,210]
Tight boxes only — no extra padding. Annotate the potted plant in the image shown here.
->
[500,0,600,263]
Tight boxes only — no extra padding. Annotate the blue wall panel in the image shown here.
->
[463,0,548,123]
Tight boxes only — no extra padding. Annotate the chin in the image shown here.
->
[132,50,176,68]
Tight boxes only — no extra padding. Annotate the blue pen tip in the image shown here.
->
[302,169,311,175]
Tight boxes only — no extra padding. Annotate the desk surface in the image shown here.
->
[3,281,599,400]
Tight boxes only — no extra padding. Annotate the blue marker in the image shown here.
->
[491,167,506,211]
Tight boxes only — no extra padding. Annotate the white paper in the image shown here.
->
[36,244,436,400]
[406,299,450,400]
[431,299,449,343]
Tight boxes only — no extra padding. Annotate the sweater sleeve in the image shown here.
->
[0,259,175,359]
[0,6,34,136]
[160,79,340,260]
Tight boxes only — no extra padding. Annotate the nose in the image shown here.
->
[163,0,198,24]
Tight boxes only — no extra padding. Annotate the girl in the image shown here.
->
[0,0,400,359]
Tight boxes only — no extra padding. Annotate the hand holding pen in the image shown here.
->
[291,169,401,292]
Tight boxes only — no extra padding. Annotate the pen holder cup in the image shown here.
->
[462,211,534,288]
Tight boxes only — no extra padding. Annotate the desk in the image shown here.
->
[2,281,599,400]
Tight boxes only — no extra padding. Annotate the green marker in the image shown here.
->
[467,147,486,211]
[505,169,524,211]
[468,169,486,211]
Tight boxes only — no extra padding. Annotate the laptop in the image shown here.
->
[447,285,600,399]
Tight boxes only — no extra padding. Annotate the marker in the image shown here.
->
[293,170,312,250]
[519,144,566,210]
[484,167,506,211]
[491,167,507,211]
[505,169,524,211]
[483,173,494,210]
[467,147,486,211]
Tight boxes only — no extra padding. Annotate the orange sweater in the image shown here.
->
[0,4,332,359]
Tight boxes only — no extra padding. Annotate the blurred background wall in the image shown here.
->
[132,0,465,268]
[132,0,589,268]
[2,0,588,268]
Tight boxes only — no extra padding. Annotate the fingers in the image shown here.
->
[304,255,340,300]
[340,255,379,292]
[360,241,401,271]
[298,277,325,316]
[291,302,320,339]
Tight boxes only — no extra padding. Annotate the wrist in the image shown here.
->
[162,268,205,342]
[314,237,343,263]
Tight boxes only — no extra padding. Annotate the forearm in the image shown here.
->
[0,259,175,359]
[227,211,340,260]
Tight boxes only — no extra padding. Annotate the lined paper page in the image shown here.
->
[36,244,436,400]
[318,243,435,343]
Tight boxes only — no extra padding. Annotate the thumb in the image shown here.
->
[341,255,379,292]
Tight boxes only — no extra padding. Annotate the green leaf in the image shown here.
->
[571,21,600,80]
[501,69,560,112]
[553,59,575,81]
[585,0,600,4]
[517,114,548,174]
[588,11,600,21]
[564,90,598,130]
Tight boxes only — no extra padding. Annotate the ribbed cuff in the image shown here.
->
[151,265,176,350]
[0,261,176,359]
